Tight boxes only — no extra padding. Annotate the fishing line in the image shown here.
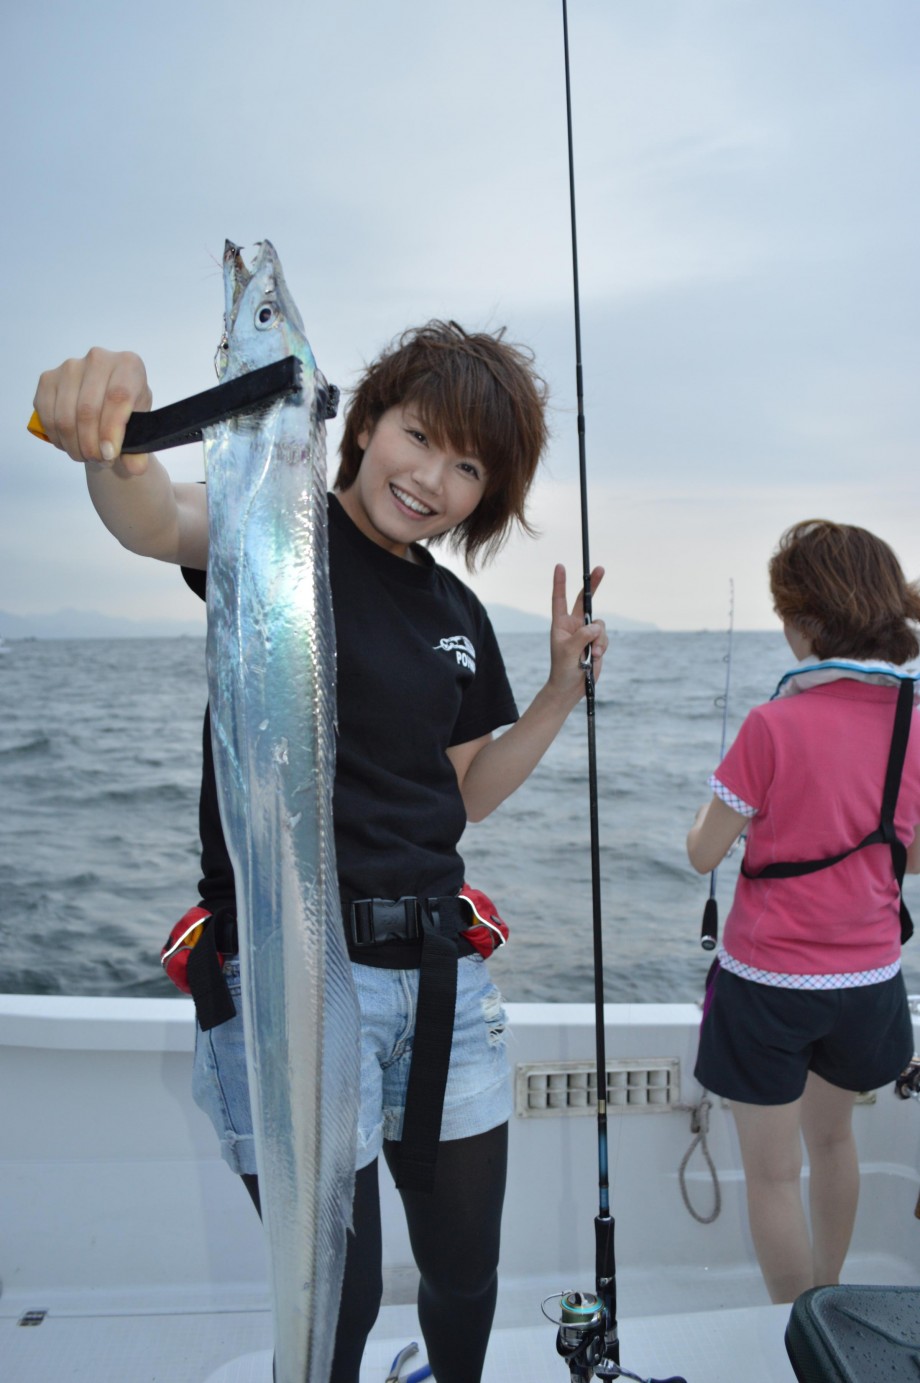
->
[552,7,686,1381]
[700,579,735,952]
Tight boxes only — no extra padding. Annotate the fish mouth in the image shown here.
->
[390,483,436,518]
[224,240,252,289]
[222,239,305,343]
[224,239,270,330]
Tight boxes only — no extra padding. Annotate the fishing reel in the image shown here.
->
[544,1290,616,1380]
[543,1292,687,1383]
[895,1055,920,1099]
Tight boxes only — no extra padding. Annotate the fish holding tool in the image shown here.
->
[28,355,338,454]
[551,5,687,1380]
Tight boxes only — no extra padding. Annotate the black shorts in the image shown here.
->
[694,965,914,1106]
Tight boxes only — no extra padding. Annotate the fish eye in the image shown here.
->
[255,302,277,329]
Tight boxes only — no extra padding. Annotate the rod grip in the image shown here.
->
[595,1213,615,1284]
[700,897,718,951]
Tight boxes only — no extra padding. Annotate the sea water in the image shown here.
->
[3,631,920,1003]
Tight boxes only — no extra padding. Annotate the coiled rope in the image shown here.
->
[675,1093,721,1225]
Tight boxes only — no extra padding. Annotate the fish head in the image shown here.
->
[215,240,317,386]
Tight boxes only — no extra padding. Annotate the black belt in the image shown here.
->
[345,894,475,1193]
[346,893,474,948]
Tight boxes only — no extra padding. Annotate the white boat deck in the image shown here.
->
[3,995,920,1382]
[5,1253,917,1381]
[0,1300,793,1383]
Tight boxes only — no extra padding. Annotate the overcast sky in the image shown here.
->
[4,0,919,632]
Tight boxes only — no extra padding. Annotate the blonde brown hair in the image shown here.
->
[770,519,920,663]
[333,320,548,567]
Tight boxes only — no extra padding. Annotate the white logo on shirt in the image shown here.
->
[434,635,476,673]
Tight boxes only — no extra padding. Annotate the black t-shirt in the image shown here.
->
[183,493,519,911]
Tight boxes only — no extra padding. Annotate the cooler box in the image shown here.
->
[785,1284,920,1382]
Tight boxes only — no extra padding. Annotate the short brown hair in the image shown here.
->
[333,320,548,567]
[770,519,920,663]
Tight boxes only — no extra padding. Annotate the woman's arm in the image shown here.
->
[84,461,208,567]
[906,827,920,874]
[33,347,208,568]
[686,795,749,874]
[446,563,607,822]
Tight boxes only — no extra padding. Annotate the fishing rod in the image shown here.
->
[542,8,687,1381]
[700,580,735,952]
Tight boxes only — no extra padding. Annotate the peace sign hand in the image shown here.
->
[548,563,608,704]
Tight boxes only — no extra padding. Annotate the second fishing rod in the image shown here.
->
[700,579,736,953]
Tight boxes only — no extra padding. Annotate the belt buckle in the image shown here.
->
[349,896,422,946]
[376,896,422,944]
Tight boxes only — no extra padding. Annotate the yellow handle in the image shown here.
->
[28,410,51,443]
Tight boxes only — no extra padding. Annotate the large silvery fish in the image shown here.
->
[202,240,360,1383]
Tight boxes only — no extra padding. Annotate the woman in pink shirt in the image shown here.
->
[688,519,920,1303]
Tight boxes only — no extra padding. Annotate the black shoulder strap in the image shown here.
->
[393,898,468,1193]
[741,678,915,943]
[186,918,238,1031]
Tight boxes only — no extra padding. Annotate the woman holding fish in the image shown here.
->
[34,302,607,1382]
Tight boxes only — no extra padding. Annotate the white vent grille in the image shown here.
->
[515,1058,680,1117]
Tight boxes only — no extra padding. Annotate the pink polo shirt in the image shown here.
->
[714,680,920,977]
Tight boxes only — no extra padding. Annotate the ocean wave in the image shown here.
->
[0,734,53,759]
[91,782,195,807]
[0,629,812,1002]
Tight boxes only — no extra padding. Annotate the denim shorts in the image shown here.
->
[192,953,512,1175]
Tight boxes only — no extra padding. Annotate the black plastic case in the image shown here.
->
[785,1284,920,1381]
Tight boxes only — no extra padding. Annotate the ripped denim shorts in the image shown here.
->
[192,953,512,1175]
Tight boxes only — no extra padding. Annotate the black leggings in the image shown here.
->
[242,1121,508,1383]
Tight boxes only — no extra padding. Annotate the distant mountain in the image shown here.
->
[486,604,551,632]
[0,607,205,640]
[602,612,658,632]
[486,603,657,633]
[0,603,656,640]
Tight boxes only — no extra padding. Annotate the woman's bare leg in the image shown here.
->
[800,1071,859,1287]
[731,1097,813,1303]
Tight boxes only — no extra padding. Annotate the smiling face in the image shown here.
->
[333,321,547,568]
[335,404,487,559]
